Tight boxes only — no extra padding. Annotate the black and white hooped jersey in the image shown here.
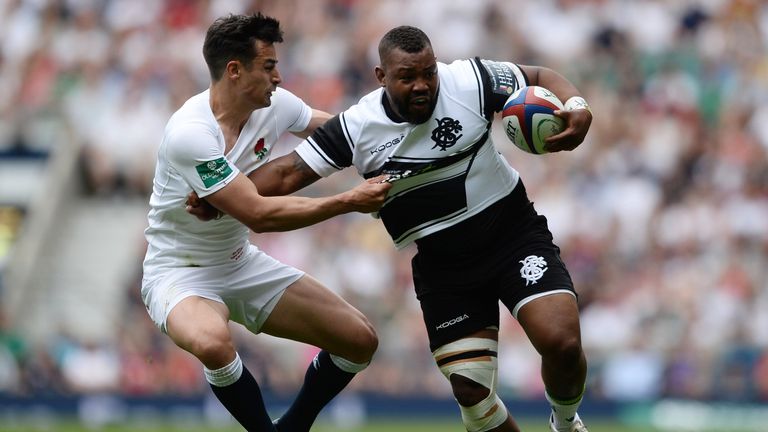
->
[295,58,528,248]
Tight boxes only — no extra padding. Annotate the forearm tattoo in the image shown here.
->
[290,152,321,190]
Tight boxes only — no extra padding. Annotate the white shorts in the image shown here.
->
[141,244,304,334]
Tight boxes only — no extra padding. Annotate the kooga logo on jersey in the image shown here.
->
[436,314,469,330]
[370,135,404,155]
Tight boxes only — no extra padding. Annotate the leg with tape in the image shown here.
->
[433,333,520,432]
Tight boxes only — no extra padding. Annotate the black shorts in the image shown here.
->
[412,180,576,351]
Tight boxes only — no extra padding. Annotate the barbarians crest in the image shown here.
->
[430,117,463,151]
[519,255,548,286]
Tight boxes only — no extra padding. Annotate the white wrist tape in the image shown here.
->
[564,96,591,112]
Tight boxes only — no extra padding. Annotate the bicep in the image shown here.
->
[291,109,333,139]
[204,173,264,222]
[518,65,539,85]
[517,65,580,100]
[248,151,321,196]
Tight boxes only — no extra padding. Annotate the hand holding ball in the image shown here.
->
[501,86,564,154]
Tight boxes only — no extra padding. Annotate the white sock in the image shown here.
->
[204,353,243,387]
[329,353,369,373]
[546,388,583,429]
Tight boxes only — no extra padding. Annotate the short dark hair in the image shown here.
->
[203,13,284,81]
[378,25,432,63]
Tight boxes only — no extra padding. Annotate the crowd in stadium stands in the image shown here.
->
[1,0,767,403]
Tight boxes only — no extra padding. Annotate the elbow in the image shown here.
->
[239,210,272,233]
[250,223,281,234]
[247,218,274,234]
[250,225,268,234]
[244,213,286,234]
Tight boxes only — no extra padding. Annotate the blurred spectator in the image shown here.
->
[0,345,21,393]
[0,310,24,393]
[60,340,120,394]
[19,344,68,396]
[599,338,665,401]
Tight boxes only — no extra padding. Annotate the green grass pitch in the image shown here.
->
[0,418,662,432]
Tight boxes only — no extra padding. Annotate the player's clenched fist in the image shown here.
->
[341,176,392,213]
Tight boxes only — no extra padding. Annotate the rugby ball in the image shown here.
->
[501,86,564,154]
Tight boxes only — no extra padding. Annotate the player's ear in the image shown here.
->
[374,66,385,87]
[226,60,241,80]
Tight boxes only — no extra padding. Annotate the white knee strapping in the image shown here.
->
[433,338,508,431]
[459,393,508,432]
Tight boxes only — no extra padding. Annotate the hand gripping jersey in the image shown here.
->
[143,88,312,275]
[296,58,527,248]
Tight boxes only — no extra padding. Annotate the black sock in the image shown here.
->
[209,364,276,432]
[275,350,362,432]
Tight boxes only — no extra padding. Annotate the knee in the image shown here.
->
[450,374,490,407]
[188,330,235,368]
[450,374,509,431]
[539,331,583,364]
[348,319,378,363]
[435,338,509,430]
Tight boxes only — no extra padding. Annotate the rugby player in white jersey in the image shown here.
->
[142,13,391,432]
[190,25,593,432]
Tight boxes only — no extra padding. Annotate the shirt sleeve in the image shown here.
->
[475,58,528,116]
[272,87,313,134]
[294,114,352,177]
[165,120,240,198]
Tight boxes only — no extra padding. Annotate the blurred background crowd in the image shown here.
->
[1,0,767,409]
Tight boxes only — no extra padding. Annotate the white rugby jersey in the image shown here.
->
[143,88,312,275]
[296,58,526,248]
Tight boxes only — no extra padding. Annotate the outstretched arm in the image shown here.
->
[187,151,324,220]
[519,65,592,153]
[202,171,389,233]
[248,151,321,196]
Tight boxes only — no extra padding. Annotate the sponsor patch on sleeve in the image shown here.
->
[480,59,520,97]
[195,157,233,188]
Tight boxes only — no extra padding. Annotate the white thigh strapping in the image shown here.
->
[433,337,499,384]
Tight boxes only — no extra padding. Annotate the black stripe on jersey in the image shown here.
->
[340,112,355,149]
[364,136,483,179]
[307,115,353,170]
[378,127,491,243]
[379,147,475,175]
[469,58,486,120]
[304,137,343,171]
[379,172,468,242]
[476,58,525,118]
[436,349,498,367]
[475,58,498,120]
